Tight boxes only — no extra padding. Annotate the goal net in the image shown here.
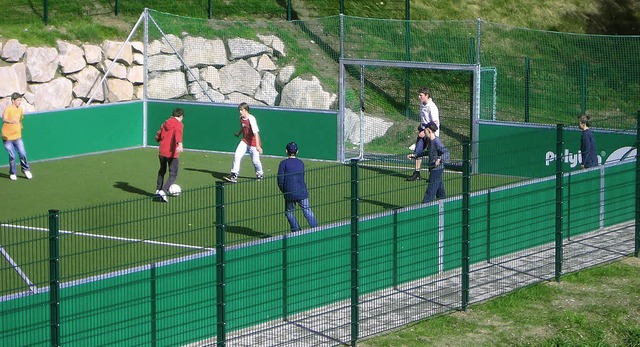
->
[338,59,482,171]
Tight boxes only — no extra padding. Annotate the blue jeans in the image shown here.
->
[285,198,318,232]
[3,138,30,175]
[423,168,446,203]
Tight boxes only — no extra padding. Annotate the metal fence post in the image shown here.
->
[524,57,531,122]
[43,0,49,25]
[403,0,410,118]
[282,230,289,319]
[150,264,157,347]
[555,124,564,281]
[48,209,60,347]
[215,182,226,347]
[392,208,399,289]
[350,159,359,346]
[636,110,640,257]
[462,142,470,310]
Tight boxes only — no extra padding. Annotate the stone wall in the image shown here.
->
[0,34,392,145]
[0,34,337,113]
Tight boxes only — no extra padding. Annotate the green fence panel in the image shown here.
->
[359,214,396,294]
[478,121,636,178]
[145,101,338,161]
[395,206,441,282]
[0,292,49,346]
[225,239,286,331]
[443,199,463,272]
[155,255,216,346]
[484,180,557,258]
[0,102,144,165]
[283,225,351,318]
[468,193,492,264]
[60,270,151,346]
[564,169,602,238]
[442,197,490,271]
[603,162,635,227]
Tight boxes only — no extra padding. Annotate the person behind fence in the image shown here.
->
[2,92,32,181]
[407,87,440,181]
[154,108,184,202]
[224,102,264,183]
[420,121,449,203]
[406,124,429,180]
[277,142,318,232]
[578,114,598,169]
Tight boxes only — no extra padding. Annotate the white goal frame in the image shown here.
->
[338,58,481,171]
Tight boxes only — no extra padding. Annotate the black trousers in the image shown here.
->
[156,155,179,192]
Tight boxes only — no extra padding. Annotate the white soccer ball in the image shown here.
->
[168,184,181,196]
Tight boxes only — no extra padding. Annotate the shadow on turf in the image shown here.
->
[184,167,228,180]
[359,164,409,178]
[226,225,271,239]
[357,198,403,210]
[114,181,155,197]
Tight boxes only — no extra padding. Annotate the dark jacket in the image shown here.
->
[424,137,449,170]
[580,128,598,168]
[277,157,309,201]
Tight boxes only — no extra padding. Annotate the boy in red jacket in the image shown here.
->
[154,108,184,202]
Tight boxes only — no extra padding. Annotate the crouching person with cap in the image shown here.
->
[277,142,318,232]
[2,92,32,181]
[421,121,449,203]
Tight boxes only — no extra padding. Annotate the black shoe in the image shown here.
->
[406,172,421,181]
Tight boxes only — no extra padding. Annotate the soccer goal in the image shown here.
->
[338,58,481,170]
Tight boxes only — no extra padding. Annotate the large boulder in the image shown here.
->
[0,63,27,97]
[228,38,271,60]
[218,60,261,95]
[29,77,73,111]
[280,76,336,110]
[57,41,86,74]
[147,71,187,99]
[1,39,26,62]
[25,47,59,83]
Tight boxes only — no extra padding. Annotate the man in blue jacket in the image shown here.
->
[277,142,318,232]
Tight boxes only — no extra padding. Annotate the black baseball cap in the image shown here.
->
[286,142,298,153]
[10,92,22,100]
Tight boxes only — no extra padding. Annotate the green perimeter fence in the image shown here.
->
[1,124,637,346]
[136,10,639,158]
[15,0,415,24]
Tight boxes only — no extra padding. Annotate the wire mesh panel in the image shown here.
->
[480,22,640,130]
[0,214,51,346]
[339,59,479,164]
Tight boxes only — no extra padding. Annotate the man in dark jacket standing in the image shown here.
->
[277,142,318,232]
[578,114,598,169]
[155,108,184,202]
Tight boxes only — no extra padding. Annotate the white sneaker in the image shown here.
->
[158,190,168,203]
[9,174,17,181]
[23,171,32,179]
[408,144,416,151]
